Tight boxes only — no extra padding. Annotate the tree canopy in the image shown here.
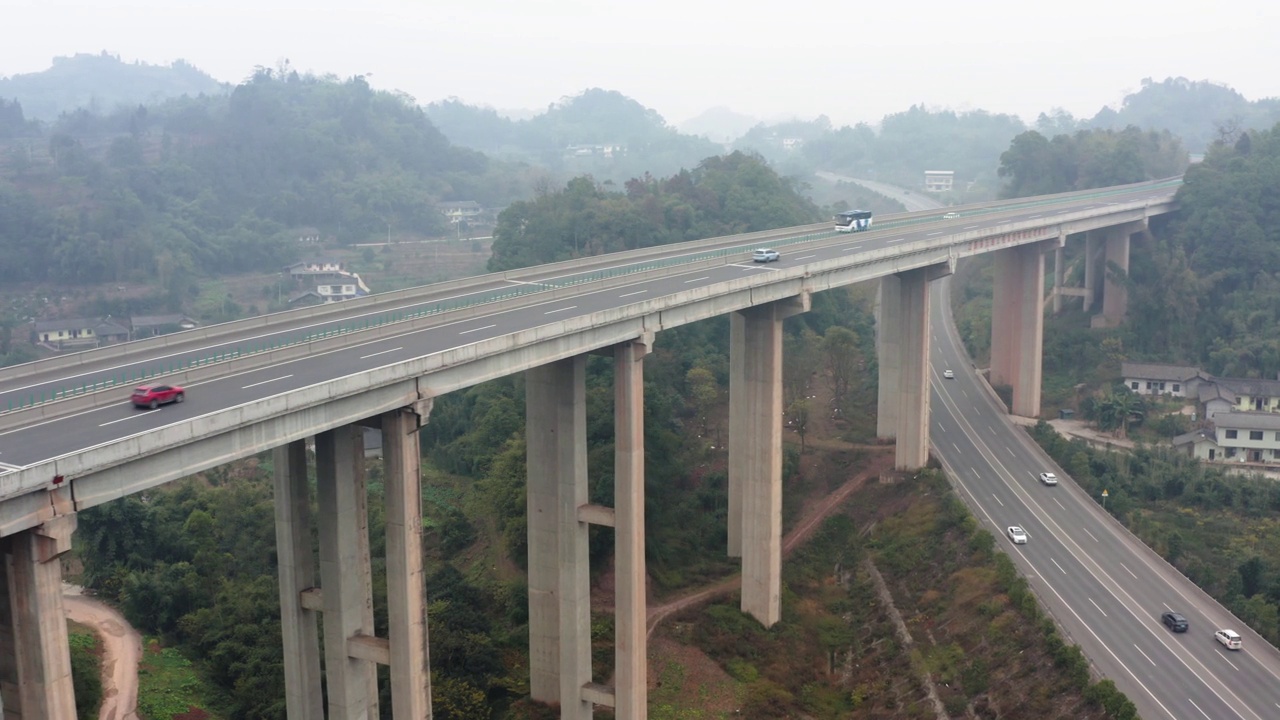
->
[487,151,824,271]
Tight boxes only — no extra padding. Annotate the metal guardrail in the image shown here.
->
[0,178,1181,417]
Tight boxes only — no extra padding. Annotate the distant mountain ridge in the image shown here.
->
[0,51,229,121]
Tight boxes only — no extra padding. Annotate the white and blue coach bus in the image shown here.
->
[834,209,873,232]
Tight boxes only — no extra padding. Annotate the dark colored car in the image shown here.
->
[131,384,185,409]
[1161,611,1189,633]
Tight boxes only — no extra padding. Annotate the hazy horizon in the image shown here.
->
[5,0,1280,129]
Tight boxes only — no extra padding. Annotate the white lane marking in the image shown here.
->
[1057,210,1072,214]
[459,324,497,335]
[931,386,1253,720]
[963,225,979,229]
[544,305,578,315]
[1005,445,1013,455]
[1088,597,1109,617]
[684,276,711,283]
[1188,698,1212,720]
[927,231,944,236]
[841,244,862,250]
[1219,654,1239,671]
[360,346,402,359]
[1028,214,1042,218]
[937,421,945,433]
[619,290,647,298]
[1051,558,1067,574]
[793,254,816,261]
[0,461,22,471]
[952,442,961,453]
[961,388,969,398]
[993,494,1004,507]
[1082,527,1099,543]
[1134,644,1157,666]
[887,237,906,243]
[1054,498,1066,511]
[988,425,996,434]
[100,413,153,427]
[242,374,294,390]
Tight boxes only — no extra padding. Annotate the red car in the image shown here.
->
[131,384,185,409]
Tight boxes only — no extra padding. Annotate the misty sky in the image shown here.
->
[6,0,1280,128]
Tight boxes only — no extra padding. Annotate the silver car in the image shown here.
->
[752,248,780,263]
[1007,526,1028,544]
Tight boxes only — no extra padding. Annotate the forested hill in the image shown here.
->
[1087,77,1280,154]
[1126,123,1280,376]
[0,52,229,122]
[0,70,534,294]
[426,89,725,185]
[487,151,828,271]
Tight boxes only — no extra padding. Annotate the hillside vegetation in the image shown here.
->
[0,52,228,122]
[0,69,533,297]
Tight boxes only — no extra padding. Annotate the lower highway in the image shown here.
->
[930,280,1280,720]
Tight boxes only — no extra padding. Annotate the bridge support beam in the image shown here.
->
[726,294,804,627]
[1084,231,1101,312]
[316,426,379,720]
[1099,225,1133,327]
[277,411,433,720]
[889,266,948,470]
[1053,246,1065,315]
[613,337,650,720]
[525,356,592,718]
[991,244,1050,418]
[0,513,77,720]
[875,276,902,439]
[273,440,324,720]
[383,405,432,720]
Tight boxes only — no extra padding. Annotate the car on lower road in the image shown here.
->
[943,212,959,219]
[1214,629,1242,650]
[132,384,185,409]
[1006,526,1028,544]
[1161,611,1188,632]
[1038,472,1059,486]
[943,370,955,379]
[751,248,780,263]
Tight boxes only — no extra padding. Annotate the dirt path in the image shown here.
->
[645,449,894,638]
[64,585,141,720]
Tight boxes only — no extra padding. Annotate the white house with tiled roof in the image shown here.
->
[1174,411,1280,464]
[1120,362,1210,398]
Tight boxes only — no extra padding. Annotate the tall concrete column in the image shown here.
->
[1084,231,1100,312]
[1101,227,1131,325]
[614,339,649,720]
[726,312,745,558]
[989,249,1018,388]
[273,440,323,720]
[1053,246,1065,315]
[738,302,784,626]
[316,426,378,720]
[0,514,77,720]
[893,269,932,470]
[525,357,591,718]
[875,276,902,439]
[989,245,1049,417]
[383,405,432,720]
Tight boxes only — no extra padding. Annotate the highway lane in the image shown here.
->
[929,280,1280,719]
[0,183,1175,416]
[0,184,1176,471]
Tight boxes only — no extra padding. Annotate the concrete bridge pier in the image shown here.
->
[881,264,951,470]
[0,513,77,719]
[990,242,1056,418]
[728,294,809,627]
[526,356,592,719]
[525,337,653,719]
[274,410,433,720]
[875,276,902,440]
